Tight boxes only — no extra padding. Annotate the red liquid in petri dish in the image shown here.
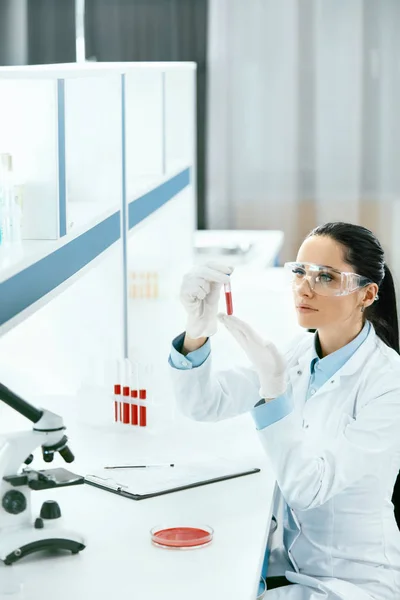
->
[225,291,233,315]
[151,526,213,548]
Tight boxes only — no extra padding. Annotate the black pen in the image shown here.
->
[104,463,175,470]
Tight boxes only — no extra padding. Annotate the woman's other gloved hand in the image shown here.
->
[218,314,287,399]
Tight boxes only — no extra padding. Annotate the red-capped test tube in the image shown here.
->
[131,362,139,426]
[224,277,233,316]
[114,384,121,422]
[122,385,130,423]
[139,388,147,427]
[122,358,131,424]
[114,359,124,423]
[138,363,148,428]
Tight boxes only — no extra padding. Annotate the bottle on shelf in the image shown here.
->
[0,153,22,250]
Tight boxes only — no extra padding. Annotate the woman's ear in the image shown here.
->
[363,283,379,307]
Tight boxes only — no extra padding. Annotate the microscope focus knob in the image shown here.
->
[40,500,62,520]
[24,453,34,465]
[2,490,27,515]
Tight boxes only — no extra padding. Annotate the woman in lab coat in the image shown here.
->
[168,222,400,600]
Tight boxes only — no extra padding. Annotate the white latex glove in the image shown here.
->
[180,262,234,338]
[218,313,287,399]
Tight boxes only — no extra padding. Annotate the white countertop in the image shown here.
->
[0,411,275,600]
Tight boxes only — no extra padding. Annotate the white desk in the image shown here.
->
[0,414,275,600]
[0,267,299,600]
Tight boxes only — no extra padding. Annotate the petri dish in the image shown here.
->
[150,524,214,550]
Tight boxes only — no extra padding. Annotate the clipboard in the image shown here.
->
[84,462,261,501]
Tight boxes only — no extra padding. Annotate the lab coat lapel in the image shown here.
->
[287,344,314,408]
[333,323,377,377]
[289,324,378,402]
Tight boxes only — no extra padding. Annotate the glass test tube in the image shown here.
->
[122,358,131,424]
[114,384,121,422]
[224,280,233,315]
[130,362,139,426]
[139,364,147,427]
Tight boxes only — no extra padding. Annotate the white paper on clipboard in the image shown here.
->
[85,459,261,498]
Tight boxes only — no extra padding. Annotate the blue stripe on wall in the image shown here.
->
[0,168,190,329]
[128,168,190,230]
[57,79,67,238]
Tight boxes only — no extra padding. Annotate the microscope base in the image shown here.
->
[0,526,86,565]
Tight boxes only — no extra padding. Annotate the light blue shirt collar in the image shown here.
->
[310,320,371,379]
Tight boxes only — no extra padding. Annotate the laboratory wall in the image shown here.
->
[206,0,400,284]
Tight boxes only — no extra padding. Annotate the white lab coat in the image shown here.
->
[169,324,400,600]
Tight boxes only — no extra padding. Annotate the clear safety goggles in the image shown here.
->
[284,261,373,297]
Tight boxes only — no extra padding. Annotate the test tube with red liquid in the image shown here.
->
[139,388,147,427]
[114,384,121,422]
[130,361,139,426]
[224,277,233,315]
[114,359,124,423]
[138,363,153,428]
[122,359,131,424]
[138,363,148,428]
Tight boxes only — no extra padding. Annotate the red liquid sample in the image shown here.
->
[225,291,233,315]
[152,527,212,548]
[139,389,147,427]
[114,384,121,422]
[123,386,130,424]
[131,389,138,425]
[140,406,147,427]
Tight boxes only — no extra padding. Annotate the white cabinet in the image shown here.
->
[0,62,196,403]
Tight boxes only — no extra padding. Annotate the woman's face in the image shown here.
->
[293,235,375,330]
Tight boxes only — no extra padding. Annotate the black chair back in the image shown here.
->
[393,471,400,530]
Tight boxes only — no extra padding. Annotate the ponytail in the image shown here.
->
[366,264,399,354]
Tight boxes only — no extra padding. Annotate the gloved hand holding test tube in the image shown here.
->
[179,262,234,338]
